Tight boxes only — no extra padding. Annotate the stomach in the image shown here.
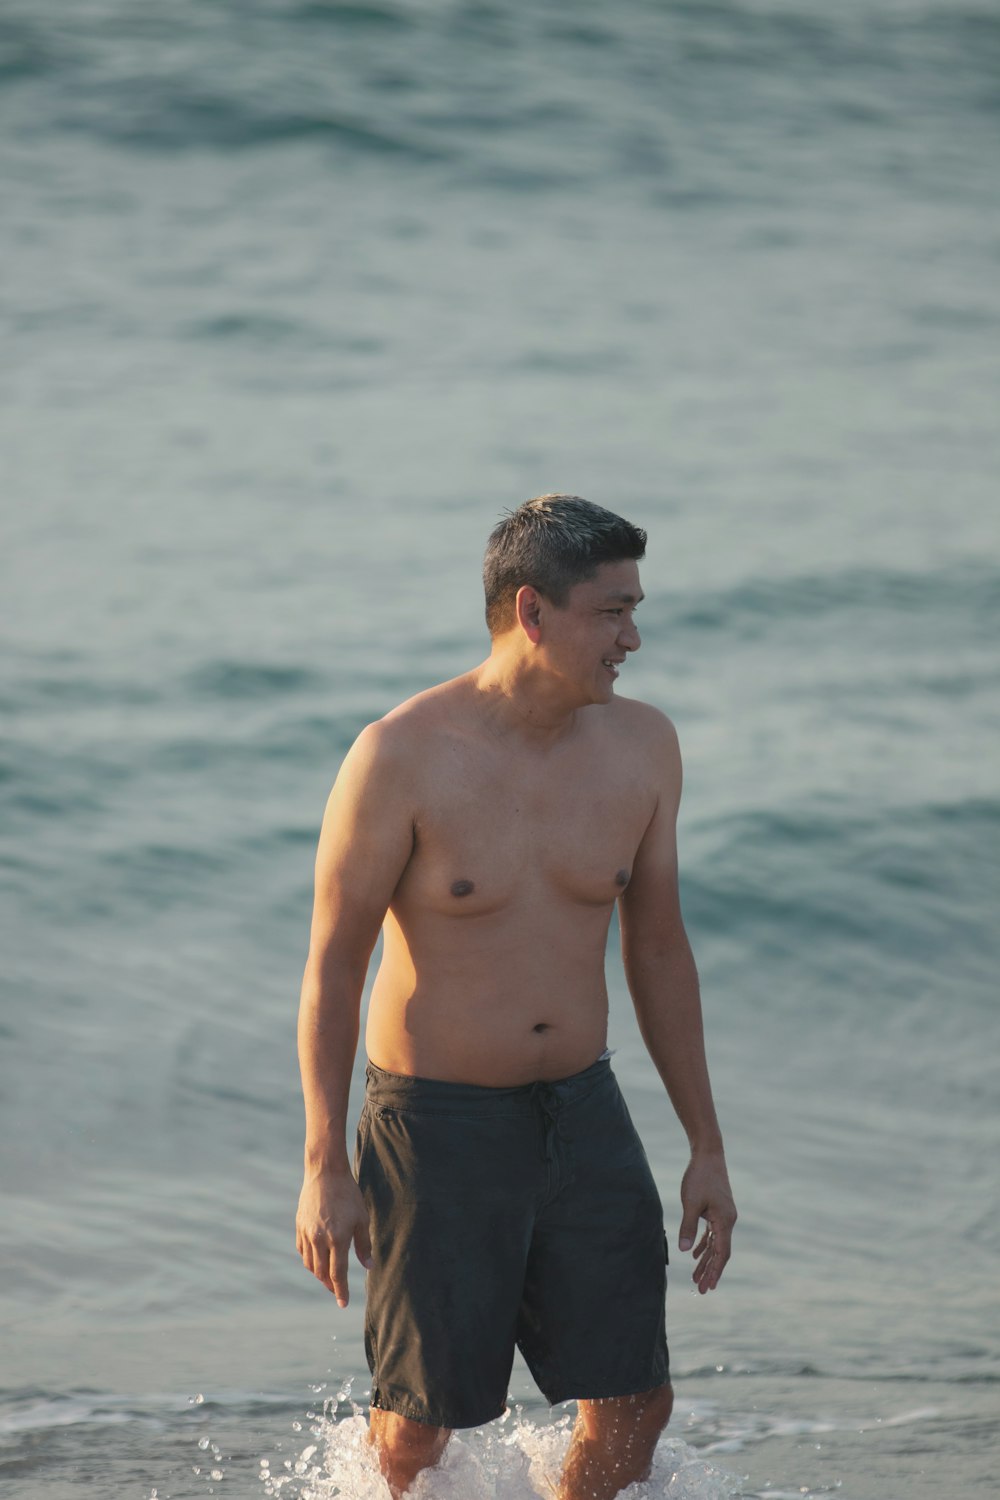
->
[365,1000,610,1085]
[367,894,617,1086]
[365,925,612,1085]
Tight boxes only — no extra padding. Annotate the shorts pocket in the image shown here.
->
[354,1103,373,1184]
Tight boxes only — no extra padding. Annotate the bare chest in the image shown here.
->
[398,741,656,914]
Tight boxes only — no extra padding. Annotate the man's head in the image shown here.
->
[483,494,647,638]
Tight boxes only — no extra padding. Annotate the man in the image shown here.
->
[296,494,736,1499]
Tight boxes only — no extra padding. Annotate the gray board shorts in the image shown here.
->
[355,1054,670,1429]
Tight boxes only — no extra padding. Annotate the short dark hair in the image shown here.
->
[483,494,647,636]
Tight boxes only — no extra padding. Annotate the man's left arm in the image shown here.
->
[619,714,737,1294]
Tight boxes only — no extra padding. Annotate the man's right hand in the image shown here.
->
[296,1172,374,1308]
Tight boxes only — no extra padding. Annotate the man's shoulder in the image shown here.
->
[602,698,683,815]
[331,681,469,806]
[380,672,473,736]
[604,694,680,754]
[348,675,473,763]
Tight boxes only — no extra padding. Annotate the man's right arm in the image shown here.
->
[295,721,415,1308]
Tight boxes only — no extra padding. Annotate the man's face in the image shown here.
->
[541,559,643,705]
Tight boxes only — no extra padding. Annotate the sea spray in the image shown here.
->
[262,1408,743,1500]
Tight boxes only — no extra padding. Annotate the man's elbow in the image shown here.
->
[300,946,370,1007]
[624,929,695,977]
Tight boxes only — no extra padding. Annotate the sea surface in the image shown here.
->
[2,1,999,1497]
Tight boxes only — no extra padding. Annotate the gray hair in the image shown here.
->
[483,494,646,636]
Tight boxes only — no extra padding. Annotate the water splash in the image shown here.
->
[261,1408,743,1500]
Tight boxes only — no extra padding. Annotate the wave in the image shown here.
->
[0,17,60,85]
[183,660,326,699]
[289,1,415,31]
[682,797,1000,980]
[8,0,998,169]
[658,561,1000,638]
[0,1390,164,1438]
[69,90,452,158]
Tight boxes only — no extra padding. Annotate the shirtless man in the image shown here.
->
[296,495,736,1500]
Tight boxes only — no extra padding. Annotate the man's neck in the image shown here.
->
[472,653,582,749]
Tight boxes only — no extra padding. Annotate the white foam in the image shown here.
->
[261,1409,743,1500]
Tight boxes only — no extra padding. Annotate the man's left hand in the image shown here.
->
[678,1153,737,1294]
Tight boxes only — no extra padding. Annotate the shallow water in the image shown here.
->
[2,1,999,1496]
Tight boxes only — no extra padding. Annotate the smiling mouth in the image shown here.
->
[602,658,624,675]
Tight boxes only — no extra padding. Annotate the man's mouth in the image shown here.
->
[603,658,624,676]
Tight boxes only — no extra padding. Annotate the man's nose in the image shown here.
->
[620,618,641,652]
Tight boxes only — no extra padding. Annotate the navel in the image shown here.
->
[615,868,630,888]
[532,1022,550,1034]
[450,878,475,898]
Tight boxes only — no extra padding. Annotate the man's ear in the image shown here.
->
[515,585,543,644]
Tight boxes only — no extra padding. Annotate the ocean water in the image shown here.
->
[2,1,999,1496]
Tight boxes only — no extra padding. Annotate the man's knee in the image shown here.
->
[578,1381,674,1446]
[613,1382,673,1444]
[634,1381,673,1436]
[561,1385,674,1498]
[369,1408,451,1470]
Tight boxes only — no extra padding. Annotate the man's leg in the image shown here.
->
[558,1384,674,1500]
[368,1409,452,1498]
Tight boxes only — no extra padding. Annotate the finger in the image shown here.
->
[694,1264,716,1294]
[692,1241,717,1294]
[692,1223,732,1294]
[710,1222,733,1277]
[299,1230,335,1292]
[317,1252,340,1297]
[329,1242,351,1308]
[678,1204,701,1254]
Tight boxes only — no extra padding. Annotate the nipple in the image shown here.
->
[450,878,475,898]
[615,869,630,888]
